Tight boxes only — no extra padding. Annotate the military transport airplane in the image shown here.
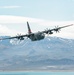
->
[0,22,73,41]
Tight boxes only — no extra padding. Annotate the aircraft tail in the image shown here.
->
[27,22,32,34]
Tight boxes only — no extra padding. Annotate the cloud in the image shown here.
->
[0,6,21,9]
[0,25,13,35]
[0,15,74,26]
[0,15,74,39]
[0,15,43,23]
[0,24,24,36]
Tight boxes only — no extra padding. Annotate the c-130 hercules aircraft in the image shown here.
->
[0,22,73,41]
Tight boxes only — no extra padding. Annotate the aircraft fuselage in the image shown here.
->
[28,32,45,41]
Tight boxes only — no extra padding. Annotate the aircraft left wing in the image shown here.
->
[41,24,73,34]
[0,34,28,40]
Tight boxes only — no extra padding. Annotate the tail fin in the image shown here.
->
[27,22,32,34]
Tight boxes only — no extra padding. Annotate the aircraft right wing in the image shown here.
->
[41,24,73,34]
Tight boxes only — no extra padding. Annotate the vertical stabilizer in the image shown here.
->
[27,22,32,34]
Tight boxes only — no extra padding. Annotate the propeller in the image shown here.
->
[45,28,53,34]
[54,26,60,33]
[17,33,21,36]
[16,33,24,40]
[10,35,25,45]
[45,28,49,34]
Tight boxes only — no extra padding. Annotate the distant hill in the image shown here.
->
[0,36,74,71]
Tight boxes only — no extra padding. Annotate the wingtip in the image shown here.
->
[67,24,74,27]
[71,24,74,26]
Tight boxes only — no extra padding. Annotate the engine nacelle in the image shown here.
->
[17,36,24,40]
[49,31,53,34]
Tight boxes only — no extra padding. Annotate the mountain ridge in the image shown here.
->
[0,36,74,70]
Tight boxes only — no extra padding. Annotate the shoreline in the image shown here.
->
[0,70,74,72]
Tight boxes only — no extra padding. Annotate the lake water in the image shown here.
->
[0,72,74,75]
